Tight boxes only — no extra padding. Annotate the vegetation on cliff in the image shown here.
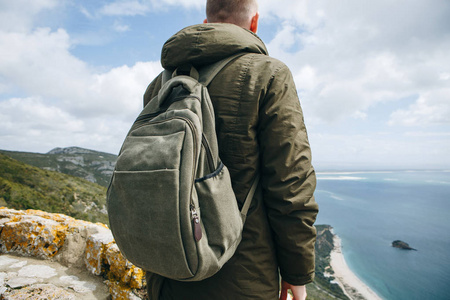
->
[0,153,108,224]
[0,147,116,187]
[305,225,349,300]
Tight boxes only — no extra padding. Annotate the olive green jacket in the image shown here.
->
[144,23,318,300]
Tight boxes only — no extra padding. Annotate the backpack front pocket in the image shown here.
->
[108,169,198,279]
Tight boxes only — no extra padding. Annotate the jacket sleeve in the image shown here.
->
[258,64,319,286]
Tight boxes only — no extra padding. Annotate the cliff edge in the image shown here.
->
[0,207,146,299]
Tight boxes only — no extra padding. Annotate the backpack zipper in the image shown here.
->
[182,117,203,242]
[201,134,215,172]
[190,204,202,242]
[134,108,168,124]
[132,114,203,242]
[134,95,201,124]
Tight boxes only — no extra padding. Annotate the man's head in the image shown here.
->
[205,0,259,33]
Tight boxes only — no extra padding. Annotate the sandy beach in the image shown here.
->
[330,236,383,300]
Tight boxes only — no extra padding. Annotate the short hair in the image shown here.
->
[206,0,258,27]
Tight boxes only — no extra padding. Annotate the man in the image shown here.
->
[144,1,318,299]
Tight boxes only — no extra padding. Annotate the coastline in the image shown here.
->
[330,235,383,300]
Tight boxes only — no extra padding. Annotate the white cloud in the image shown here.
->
[440,73,450,81]
[79,6,94,19]
[294,65,319,92]
[405,131,450,138]
[0,97,84,151]
[0,60,165,153]
[262,0,450,126]
[100,1,150,16]
[310,131,450,170]
[0,28,89,101]
[266,22,299,57]
[0,0,59,32]
[151,0,203,9]
[352,111,367,120]
[113,21,130,32]
[89,61,162,118]
[0,25,162,118]
[0,97,83,132]
[389,90,450,126]
[97,0,203,17]
[0,10,163,153]
[0,97,136,153]
[259,0,310,24]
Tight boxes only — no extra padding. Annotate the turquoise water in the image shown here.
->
[315,170,450,300]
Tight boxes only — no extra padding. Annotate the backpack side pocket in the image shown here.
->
[195,163,243,263]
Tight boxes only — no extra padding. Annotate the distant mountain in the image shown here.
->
[0,147,117,187]
[0,153,108,224]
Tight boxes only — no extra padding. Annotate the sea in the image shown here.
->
[314,170,450,300]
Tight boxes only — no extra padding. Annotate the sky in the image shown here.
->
[0,0,449,170]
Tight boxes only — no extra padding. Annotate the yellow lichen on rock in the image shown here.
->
[24,209,75,223]
[106,280,142,300]
[0,212,67,258]
[106,243,146,289]
[84,226,114,275]
[0,207,148,299]
[129,267,145,289]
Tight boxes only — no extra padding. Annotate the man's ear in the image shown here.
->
[249,12,259,33]
[203,18,208,23]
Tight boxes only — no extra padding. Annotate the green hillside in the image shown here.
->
[0,147,117,187]
[0,153,108,224]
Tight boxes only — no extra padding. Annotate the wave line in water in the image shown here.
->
[317,176,366,181]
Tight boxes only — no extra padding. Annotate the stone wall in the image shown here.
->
[0,207,146,299]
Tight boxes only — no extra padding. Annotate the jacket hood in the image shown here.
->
[161,23,268,70]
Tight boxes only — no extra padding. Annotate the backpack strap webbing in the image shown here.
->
[241,174,260,217]
[161,69,171,86]
[160,53,245,87]
[198,52,247,86]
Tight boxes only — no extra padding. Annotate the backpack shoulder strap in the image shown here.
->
[241,174,260,217]
[161,69,171,86]
[199,53,246,86]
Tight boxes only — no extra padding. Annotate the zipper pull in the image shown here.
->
[191,206,202,242]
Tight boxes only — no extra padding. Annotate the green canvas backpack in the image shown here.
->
[107,54,259,282]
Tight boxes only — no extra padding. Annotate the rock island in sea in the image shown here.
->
[392,240,417,251]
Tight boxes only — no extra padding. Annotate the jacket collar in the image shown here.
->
[161,23,268,70]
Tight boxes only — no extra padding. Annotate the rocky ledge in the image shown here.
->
[392,240,417,251]
[0,207,147,299]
